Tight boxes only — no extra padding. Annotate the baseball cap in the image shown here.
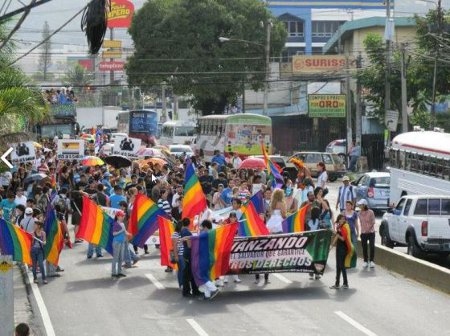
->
[357,199,368,206]
[25,207,33,215]
[342,176,350,182]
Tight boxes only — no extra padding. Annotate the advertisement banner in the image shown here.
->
[107,0,134,28]
[57,140,85,160]
[308,94,346,118]
[292,55,347,74]
[99,61,125,72]
[9,141,36,164]
[228,230,332,275]
[113,137,141,158]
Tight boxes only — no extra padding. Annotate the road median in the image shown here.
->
[356,242,450,295]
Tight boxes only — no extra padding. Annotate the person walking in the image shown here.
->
[357,199,376,268]
[111,210,129,278]
[343,200,359,244]
[31,221,47,284]
[348,140,361,172]
[330,214,354,289]
[335,176,355,213]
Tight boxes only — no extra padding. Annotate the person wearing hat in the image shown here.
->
[20,207,36,233]
[111,210,130,278]
[101,172,113,195]
[357,199,376,268]
[336,176,356,213]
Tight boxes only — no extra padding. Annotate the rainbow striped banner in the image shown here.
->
[341,223,357,268]
[76,196,113,254]
[182,159,207,220]
[239,201,269,237]
[0,219,32,265]
[128,194,168,247]
[282,204,310,233]
[191,223,238,286]
[157,216,177,268]
[44,205,64,266]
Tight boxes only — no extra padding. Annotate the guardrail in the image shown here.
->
[356,242,450,295]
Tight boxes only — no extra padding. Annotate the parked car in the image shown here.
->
[353,172,390,211]
[326,139,347,159]
[169,144,194,158]
[289,151,346,182]
[380,195,450,258]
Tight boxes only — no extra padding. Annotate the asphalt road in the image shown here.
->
[30,223,449,335]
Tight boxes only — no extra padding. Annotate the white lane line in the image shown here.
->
[186,318,209,336]
[335,311,378,336]
[145,273,165,289]
[272,273,293,284]
[27,272,56,336]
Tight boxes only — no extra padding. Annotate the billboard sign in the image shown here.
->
[9,141,36,164]
[113,136,141,158]
[57,140,85,160]
[308,94,346,118]
[103,40,122,49]
[292,55,347,74]
[99,61,125,71]
[107,0,134,28]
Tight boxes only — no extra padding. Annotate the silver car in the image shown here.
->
[353,172,390,211]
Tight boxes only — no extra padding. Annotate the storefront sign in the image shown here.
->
[308,94,346,118]
[99,61,125,71]
[107,0,134,28]
[292,55,347,74]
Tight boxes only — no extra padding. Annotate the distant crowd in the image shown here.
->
[42,87,77,105]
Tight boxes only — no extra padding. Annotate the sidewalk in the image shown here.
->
[14,264,44,336]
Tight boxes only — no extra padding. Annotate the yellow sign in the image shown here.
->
[308,94,346,118]
[292,55,347,74]
[102,49,122,59]
[0,260,12,273]
[103,40,122,49]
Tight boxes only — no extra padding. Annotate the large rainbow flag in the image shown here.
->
[157,216,176,269]
[128,193,168,247]
[238,199,269,237]
[0,219,32,265]
[261,142,284,189]
[76,196,114,254]
[341,222,357,268]
[250,190,265,215]
[282,204,310,233]
[191,223,238,286]
[182,159,207,220]
[44,205,64,266]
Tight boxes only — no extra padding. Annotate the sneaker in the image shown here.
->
[315,274,321,280]
[215,279,224,287]
[132,258,139,265]
[118,273,127,278]
[234,278,241,283]
[43,280,48,284]
[363,261,368,268]
[56,266,64,272]
[97,254,104,258]
[342,284,349,289]
[330,284,340,289]
[165,267,173,273]
[209,289,219,300]
[369,261,375,268]
[123,264,132,269]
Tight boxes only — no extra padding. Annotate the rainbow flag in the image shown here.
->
[128,193,168,247]
[261,142,284,188]
[44,205,64,266]
[250,190,265,215]
[76,196,113,254]
[0,219,32,265]
[157,216,177,269]
[282,204,310,233]
[238,200,269,237]
[191,223,238,286]
[341,222,357,268]
[182,159,207,220]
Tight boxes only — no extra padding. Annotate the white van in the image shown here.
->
[380,195,450,258]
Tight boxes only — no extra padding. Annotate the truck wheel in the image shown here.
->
[407,235,422,258]
[380,224,394,248]
[329,174,337,182]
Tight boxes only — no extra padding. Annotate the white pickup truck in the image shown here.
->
[379,195,450,258]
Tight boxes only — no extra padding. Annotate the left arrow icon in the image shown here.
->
[1,147,13,169]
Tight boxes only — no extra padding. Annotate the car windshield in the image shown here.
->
[171,146,191,153]
[369,177,390,187]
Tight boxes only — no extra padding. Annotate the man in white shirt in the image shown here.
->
[231,152,242,170]
[15,188,27,207]
[335,176,356,212]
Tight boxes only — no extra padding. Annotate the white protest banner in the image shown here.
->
[113,136,141,158]
[57,139,85,160]
[9,141,36,164]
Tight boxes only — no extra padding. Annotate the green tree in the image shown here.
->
[37,21,52,81]
[126,0,286,115]
[63,63,94,92]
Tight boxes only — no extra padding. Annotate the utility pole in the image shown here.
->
[400,43,408,133]
[263,19,272,116]
[431,0,443,128]
[345,54,353,162]
[384,0,392,123]
[355,53,362,145]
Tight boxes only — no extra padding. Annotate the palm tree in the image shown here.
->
[63,64,94,93]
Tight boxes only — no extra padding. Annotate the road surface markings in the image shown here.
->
[186,318,209,336]
[145,273,165,289]
[27,272,56,336]
[272,273,293,284]
[335,311,377,336]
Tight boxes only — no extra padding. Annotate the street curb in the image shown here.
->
[356,242,450,295]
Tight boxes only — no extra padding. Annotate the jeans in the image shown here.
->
[349,156,359,172]
[182,257,199,296]
[87,243,103,258]
[124,242,139,266]
[31,247,46,281]
[360,232,375,262]
[176,255,185,288]
[335,245,348,286]
[111,241,125,275]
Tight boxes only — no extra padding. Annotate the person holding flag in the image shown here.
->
[31,221,47,284]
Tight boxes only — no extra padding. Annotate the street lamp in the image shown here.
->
[219,24,271,116]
